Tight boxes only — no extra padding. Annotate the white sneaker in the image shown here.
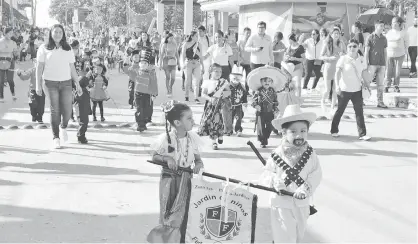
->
[12,95,17,101]
[60,128,68,142]
[53,138,61,149]
[331,133,339,137]
[359,135,371,141]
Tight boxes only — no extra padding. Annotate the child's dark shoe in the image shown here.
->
[38,119,44,124]
[218,138,223,144]
[101,117,105,122]
[78,136,88,144]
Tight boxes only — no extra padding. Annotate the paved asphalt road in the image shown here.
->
[0,61,416,242]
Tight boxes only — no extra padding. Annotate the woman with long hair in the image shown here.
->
[283,33,305,97]
[159,32,180,96]
[36,24,82,149]
[320,27,346,114]
[181,31,204,103]
[301,29,323,91]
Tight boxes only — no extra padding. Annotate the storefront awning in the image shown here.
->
[198,0,374,12]
[2,1,29,23]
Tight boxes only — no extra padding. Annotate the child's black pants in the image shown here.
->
[29,90,45,120]
[257,111,274,144]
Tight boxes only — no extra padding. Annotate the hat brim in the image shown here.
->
[272,112,317,130]
[247,66,290,91]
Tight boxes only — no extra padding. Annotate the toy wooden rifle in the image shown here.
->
[246,140,318,215]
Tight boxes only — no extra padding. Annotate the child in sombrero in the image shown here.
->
[248,66,286,148]
[259,104,322,243]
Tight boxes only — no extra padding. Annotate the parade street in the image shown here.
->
[0,62,417,242]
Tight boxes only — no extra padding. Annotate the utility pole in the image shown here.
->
[10,0,15,28]
[32,0,36,27]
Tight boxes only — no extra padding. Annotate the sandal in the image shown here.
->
[212,143,218,150]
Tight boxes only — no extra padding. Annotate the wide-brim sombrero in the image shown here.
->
[272,104,317,130]
[247,65,291,91]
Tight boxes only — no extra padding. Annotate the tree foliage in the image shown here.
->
[49,0,204,31]
[374,0,417,17]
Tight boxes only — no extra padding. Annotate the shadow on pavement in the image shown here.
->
[0,205,322,243]
[309,132,417,143]
[0,146,50,155]
[0,179,23,186]
[0,162,160,178]
[316,148,417,158]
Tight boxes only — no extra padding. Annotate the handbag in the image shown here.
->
[350,59,371,101]
[0,59,11,70]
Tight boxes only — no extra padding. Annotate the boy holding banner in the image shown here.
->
[260,104,322,243]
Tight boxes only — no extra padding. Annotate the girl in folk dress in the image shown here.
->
[89,63,109,122]
[198,63,230,150]
[259,104,322,243]
[148,101,204,243]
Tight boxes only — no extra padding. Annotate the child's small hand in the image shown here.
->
[193,162,204,174]
[255,105,261,111]
[166,156,177,171]
[294,189,308,200]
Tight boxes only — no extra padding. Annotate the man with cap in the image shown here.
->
[0,27,18,102]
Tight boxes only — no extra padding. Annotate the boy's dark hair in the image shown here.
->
[282,120,310,130]
[258,21,266,28]
[197,25,206,31]
[209,63,222,73]
[243,27,251,32]
[71,40,79,48]
[164,103,192,153]
[348,39,359,45]
[375,20,385,25]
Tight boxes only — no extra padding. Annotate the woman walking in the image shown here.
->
[320,27,346,114]
[202,30,233,81]
[331,39,370,141]
[36,24,82,149]
[283,33,305,97]
[302,29,323,91]
[159,33,179,97]
[385,17,409,93]
[181,31,204,103]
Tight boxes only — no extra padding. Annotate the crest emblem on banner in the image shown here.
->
[200,206,242,240]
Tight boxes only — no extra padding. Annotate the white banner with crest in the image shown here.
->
[185,178,257,243]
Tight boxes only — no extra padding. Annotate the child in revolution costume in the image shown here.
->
[228,65,247,136]
[259,104,322,243]
[124,49,158,132]
[147,100,204,243]
[248,66,285,148]
[198,63,230,150]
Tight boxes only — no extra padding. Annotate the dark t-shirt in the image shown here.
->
[286,45,305,65]
[366,33,387,66]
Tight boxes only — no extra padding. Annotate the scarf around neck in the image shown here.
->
[279,138,309,166]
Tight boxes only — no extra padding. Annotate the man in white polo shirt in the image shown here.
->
[245,21,274,71]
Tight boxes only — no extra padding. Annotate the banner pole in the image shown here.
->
[147,160,294,196]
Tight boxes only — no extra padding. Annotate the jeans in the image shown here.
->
[385,55,405,87]
[409,46,417,73]
[331,90,366,137]
[303,59,322,89]
[163,60,176,94]
[0,62,15,99]
[44,80,73,139]
[368,65,385,104]
[185,60,201,98]
[29,89,46,121]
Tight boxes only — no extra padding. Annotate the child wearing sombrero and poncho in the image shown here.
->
[259,104,322,243]
[248,66,284,148]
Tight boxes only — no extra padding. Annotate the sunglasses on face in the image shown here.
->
[348,45,358,48]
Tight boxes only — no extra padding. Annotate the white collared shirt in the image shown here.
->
[245,33,273,64]
[207,44,233,66]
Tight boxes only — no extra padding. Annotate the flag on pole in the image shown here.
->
[270,4,294,47]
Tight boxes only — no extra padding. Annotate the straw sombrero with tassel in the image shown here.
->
[247,65,291,91]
